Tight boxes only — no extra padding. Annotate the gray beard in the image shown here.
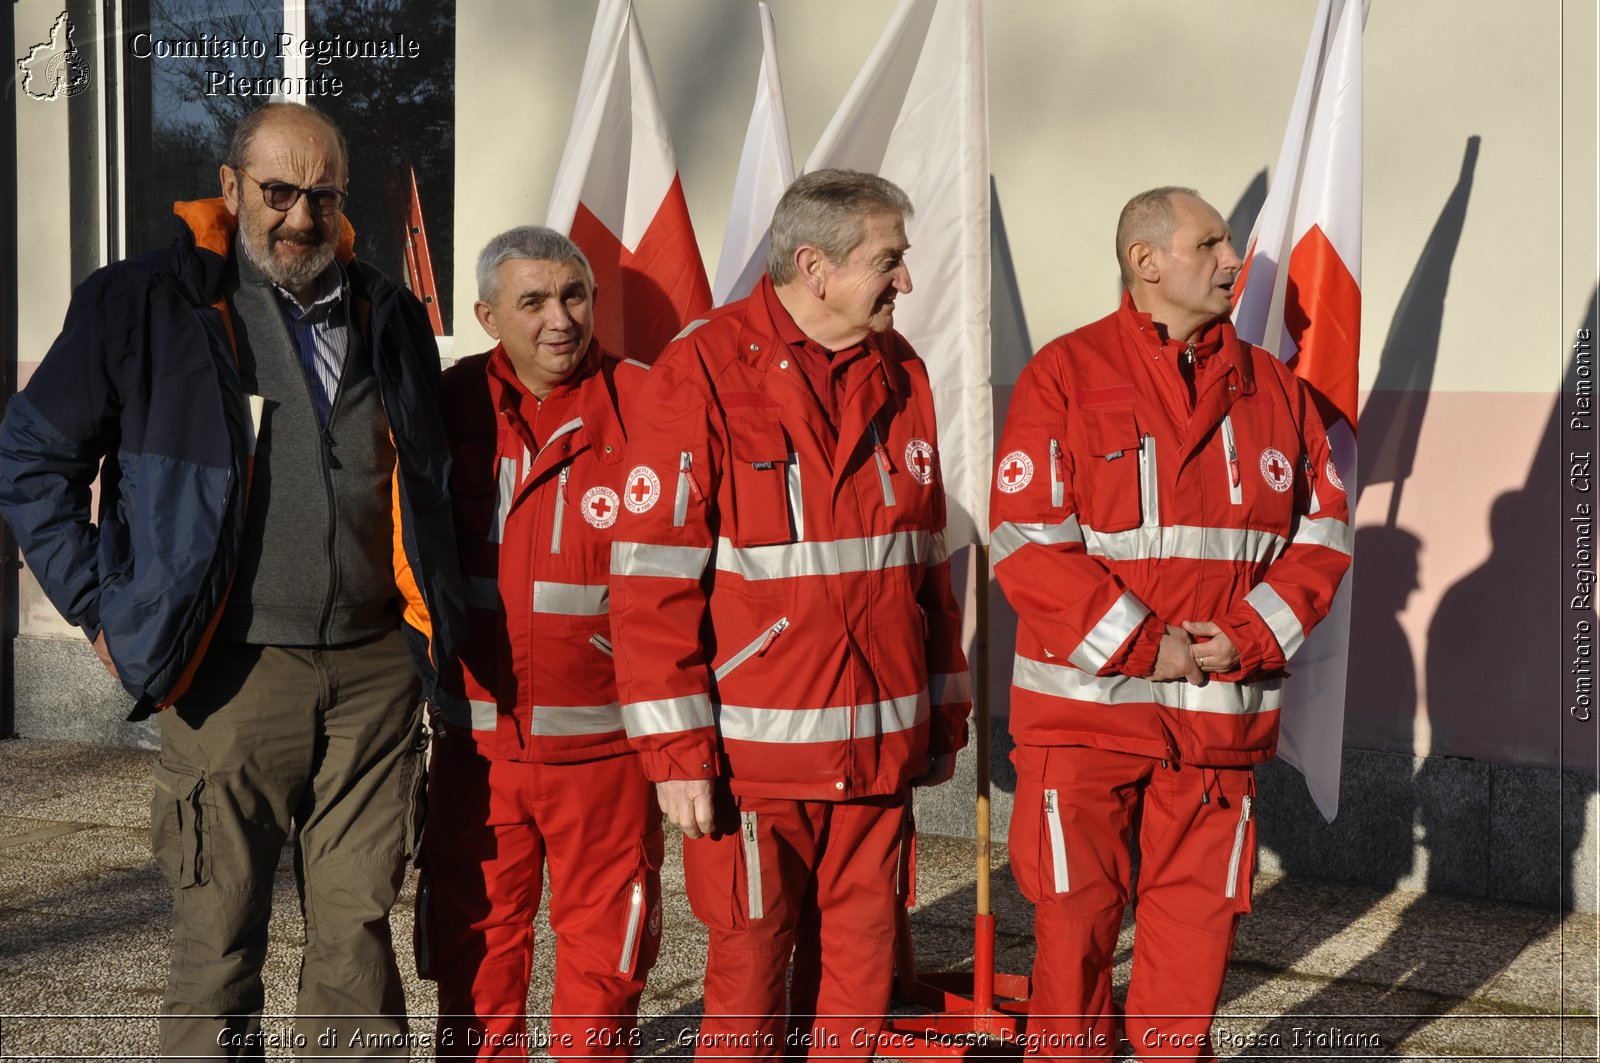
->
[241,228,336,299]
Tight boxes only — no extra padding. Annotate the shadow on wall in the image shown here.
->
[1233,137,1548,1033]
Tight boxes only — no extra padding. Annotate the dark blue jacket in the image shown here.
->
[0,199,464,718]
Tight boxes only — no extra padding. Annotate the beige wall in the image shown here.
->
[9,1,1596,770]
[454,0,1596,770]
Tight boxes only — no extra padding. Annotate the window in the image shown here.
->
[119,0,455,327]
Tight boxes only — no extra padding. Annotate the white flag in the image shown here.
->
[805,0,991,546]
[546,0,711,364]
[1232,0,1365,821]
[712,2,795,307]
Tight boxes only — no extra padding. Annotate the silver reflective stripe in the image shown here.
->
[786,451,805,540]
[1079,522,1286,565]
[869,423,896,507]
[1043,789,1070,893]
[531,581,609,616]
[1050,438,1065,509]
[1222,416,1242,505]
[618,881,643,973]
[436,691,498,731]
[1291,514,1353,555]
[611,541,712,579]
[713,618,788,682]
[544,417,583,449]
[623,693,714,737]
[717,693,928,745]
[466,576,499,611]
[741,812,765,919]
[1225,794,1254,899]
[715,529,932,582]
[1138,435,1160,527]
[929,529,950,565]
[590,633,613,657]
[491,457,517,544]
[929,671,972,707]
[551,466,568,554]
[531,703,624,737]
[674,451,693,528]
[990,517,1085,567]
[674,318,710,341]
[1011,654,1282,715]
[1067,589,1150,674]
[1245,582,1306,660]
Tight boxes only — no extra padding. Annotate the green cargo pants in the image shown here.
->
[152,627,425,1059]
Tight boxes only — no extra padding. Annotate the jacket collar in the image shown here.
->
[1117,288,1257,397]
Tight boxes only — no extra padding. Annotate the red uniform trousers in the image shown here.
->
[682,792,910,1062]
[419,734,664,1060]
[1009,746,1256,1062]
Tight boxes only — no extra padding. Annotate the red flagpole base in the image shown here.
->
[887,909,1031,1059]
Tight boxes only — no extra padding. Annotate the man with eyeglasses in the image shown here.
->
[0,102,464,1057]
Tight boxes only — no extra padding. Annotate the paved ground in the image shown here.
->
[0,738,1595,1060]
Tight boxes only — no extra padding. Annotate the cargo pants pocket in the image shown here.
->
[151,762,208,889]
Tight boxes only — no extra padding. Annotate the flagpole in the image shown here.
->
[973,543,994,1014]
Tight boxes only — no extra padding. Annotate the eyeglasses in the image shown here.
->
[235,167,348,216]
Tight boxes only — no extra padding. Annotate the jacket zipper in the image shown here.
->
[869,422,896,507]
[1225,794,1254,899]
[1221,416,1243,505]
[1049,438,1065,509]
[1043,788,1070,893]
[317,426,340,643]
[674,450,702,528]
[741,811,765,919]
[617,880,644,973]
[713,617,789,682]
[589,632,613,657]
[1138,433,1160,528]
[550,464,568,554]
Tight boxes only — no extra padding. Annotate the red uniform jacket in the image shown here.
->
[608,277,971,800]
[990,294,1352,767]
[436,344,645,762]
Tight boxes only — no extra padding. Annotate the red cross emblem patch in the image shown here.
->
[1324,458,1345,492]
[624,465,661,513]
[581,486,621,528]
[904,439,936,485]
[1259,448,1293,493]
[997,450,1034,494]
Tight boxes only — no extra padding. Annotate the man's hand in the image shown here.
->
[91,632,118,679]
[655,779,716,839]
[913,753,957,788]
[1149,624,1203,686]
[1184,620,1241,674]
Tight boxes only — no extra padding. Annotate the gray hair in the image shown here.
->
[226,102,348,176]
[1115,186,1201,287]
[476,226,595,302]
[766,169,914,285]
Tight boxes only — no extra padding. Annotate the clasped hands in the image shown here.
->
[1149,621,1240,685]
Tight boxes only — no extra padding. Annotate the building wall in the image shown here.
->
[10,0,1598,903]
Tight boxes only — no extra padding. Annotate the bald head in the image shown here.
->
[1115,186,1200,288]
[226,103,348,180]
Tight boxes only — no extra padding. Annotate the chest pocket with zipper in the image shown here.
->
[725,405,793,547]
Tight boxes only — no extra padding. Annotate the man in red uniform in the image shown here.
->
[608,170,971,1059]
[990,187,1352,1061]
[418,226,662,1059]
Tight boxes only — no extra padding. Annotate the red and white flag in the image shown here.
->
[1232,0,1365,821]
[712,1,795,307]
[805,0,991,547]
[546,0,711,364]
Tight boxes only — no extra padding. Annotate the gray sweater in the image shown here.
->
[217,242,401,646]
